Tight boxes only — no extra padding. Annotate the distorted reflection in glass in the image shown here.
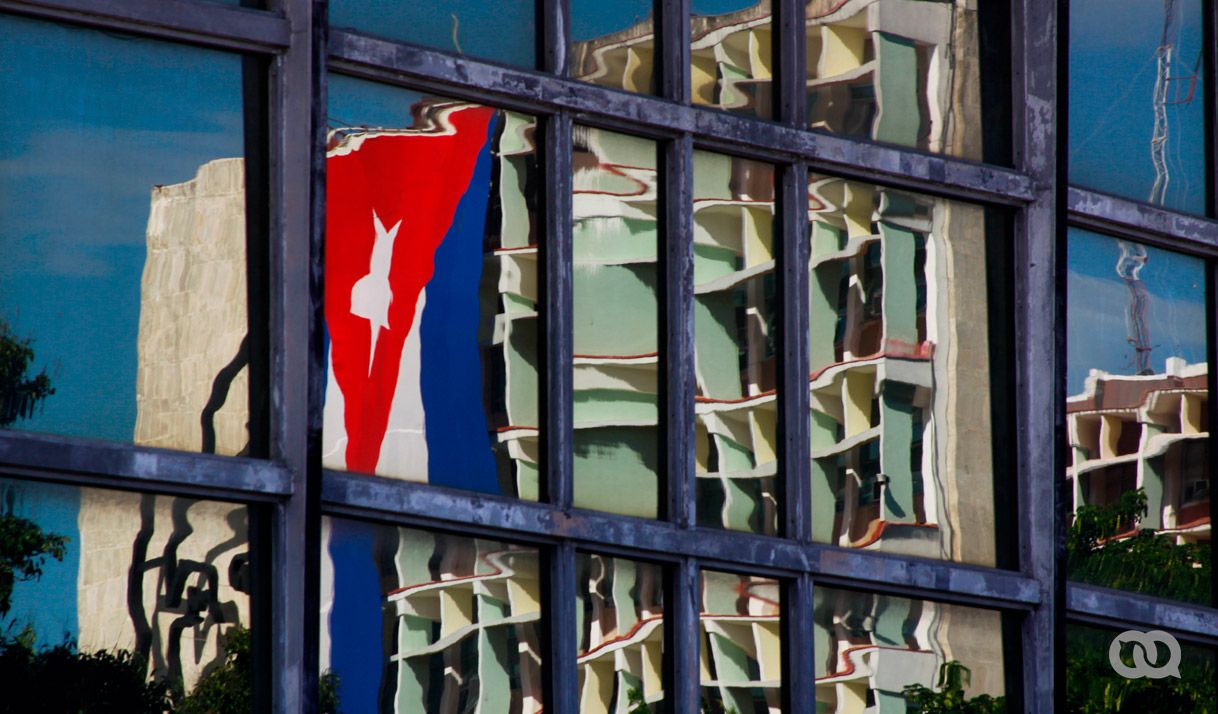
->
[1066,229,1211,605]
[572,127,661,518]
[693,151,779,535]
[572,0,657,93]
[814,586,1008,712]
[0,16,251,454]
[700,569,781,713]
[804,0,1005,161]
[1067,623,1215,712]
[330,0,537,69]
[691,0,774,119]
[1070,0,1205,213]
[808,176,1006,566]
[577,553,665,712]
[0,479,252,706]
[324,76,542,500]
[322,519,543,714]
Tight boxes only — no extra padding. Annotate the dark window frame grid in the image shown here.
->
[2,0,1216,711]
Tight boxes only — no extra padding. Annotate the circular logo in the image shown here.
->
[1108,630,1182,679]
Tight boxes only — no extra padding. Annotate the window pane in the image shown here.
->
[577,553,665,711]
[322,518,544,713]
[324,76,542,500]
[692,1,773,119]
[1066,229,1211,605]
[572,126,661,518]
[1070,0,1206,213]
[805,0,1007,161]
[700,569,781,713]
[0,478,253,708]
[0,16,251,453]
[693,150,779,535]
[808,176,1009,566]
[814,587,1008,712]
[329,0,537,69]
[1067,623,1215,711]
[572,0,657,93]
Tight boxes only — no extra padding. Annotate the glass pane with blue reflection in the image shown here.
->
[572,0,657,93]
[0,478,252,709]
[330,0,537,70]
[322,517,543,714]
[1066,228,1211,606]
[1070,0,1206,213]
[691,0,773,119]
[0,16,251,455]
[323,75,542,500]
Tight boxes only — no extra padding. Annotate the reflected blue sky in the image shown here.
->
[1067,228,1206,395]
[1069,0,1205,213]
[692,0,766,16]
[572,0,653,41]
[0,15,245,442]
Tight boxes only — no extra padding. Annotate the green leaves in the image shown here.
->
[0,320,54,428]
[0,513,68,616]
[901,661,1005,714]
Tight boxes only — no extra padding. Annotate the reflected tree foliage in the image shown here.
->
[1066,626,1215,714]
[0,319,54,428]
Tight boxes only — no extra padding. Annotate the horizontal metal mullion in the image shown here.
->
[328,30,1036,206]
[1067,583,1218,643]
[0,0,290,53]
[1068,186,1218,255]
[321,470,1041,608]
[0,432,292,497]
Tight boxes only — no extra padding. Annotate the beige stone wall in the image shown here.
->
[76,488,249,690]
[134,157,248,455]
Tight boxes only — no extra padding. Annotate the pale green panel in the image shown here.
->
[811,457,839,543]
[588,128,657,171]
[809,262,841,371]
[811,592,833,679]
[499,156,533,250]
[716,433,755,472]
[517,461,541,501]
[692,148,734,198]
[880,384,916,523]
[871,595,910,646]
[701,570,741,613]
[396,528,436,586]
[695,294,744,400]
[810,220,845,257]
[880,223,918,344]
[505,318,540,427]
[399,660,429,712]
[695,242,740,283]
[810,408,838,450]
[479,591,511,623]
[873,33,920,146]
[722,478,760,531]
[574,427,659,517]
[612,559,639,632]
[573,264,658,355]
[477,627,513,712]
[709,632,753,682]
[399,613,432,651]
[573,216,658,262]
[875,691,909,714]
[573,388,658,424]
[1142,455,1166,530]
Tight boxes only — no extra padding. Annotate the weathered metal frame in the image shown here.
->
[4,0,1217,712]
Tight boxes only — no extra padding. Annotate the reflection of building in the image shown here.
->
[700,571,782,714]
[572,0,984,157]
[808,178,996,565]
[814,589,1005,712]
[1067,359,1211,541]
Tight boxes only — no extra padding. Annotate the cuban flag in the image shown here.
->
[322,102,501,494]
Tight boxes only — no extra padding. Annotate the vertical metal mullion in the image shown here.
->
[544,542,578,713]
[774,0,805,128]
[659,0,691,104]
[780,163,810,542]
[667,558,701,714]
[782,573,815,714]
[269,0,321,711]
[542,0,569,76]
[1014,0,1061,710]
[1205,0,1216,217]
[543,113,574,510]
[665,135,695,527]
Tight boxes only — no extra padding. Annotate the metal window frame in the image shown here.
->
[2,0,1216,712]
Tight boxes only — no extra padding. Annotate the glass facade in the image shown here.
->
[0,1,1214,713]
